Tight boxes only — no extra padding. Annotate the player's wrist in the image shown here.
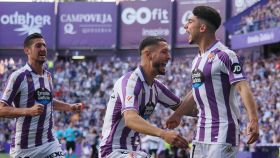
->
[70,104,75,112]
[249,118,258,122]
[23,108,29,116]
[159,130,166,139]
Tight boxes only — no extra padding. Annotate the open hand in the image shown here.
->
[246,119,259,144]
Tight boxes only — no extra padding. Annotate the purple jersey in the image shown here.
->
[0,64,55,149]
[191,41,246,146]
[100,66,181,157]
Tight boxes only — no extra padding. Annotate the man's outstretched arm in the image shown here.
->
[53,99,82,112]
[123,109,188,149]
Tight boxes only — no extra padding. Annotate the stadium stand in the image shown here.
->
[0,54,279,157]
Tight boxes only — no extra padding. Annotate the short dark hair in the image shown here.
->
[24,33,44,48]
[193,6,221,31]
[138,36,167,55]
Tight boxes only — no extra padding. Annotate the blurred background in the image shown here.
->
[0,0,279,158]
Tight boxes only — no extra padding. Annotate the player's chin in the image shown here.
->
[37,59,46,64]
[158,68,166,75]
[188,38,194,44]
[38,57,46,61]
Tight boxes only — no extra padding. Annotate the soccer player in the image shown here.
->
[99,36,189,158]
[64,123,81,158]
[166,6,259,158]
[0,33,82,158]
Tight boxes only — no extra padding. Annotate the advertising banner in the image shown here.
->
[175,0,226,48]
[231,27,280,49]
[57,2,116,49]
[120,0,172,49]
[0,2,55,49]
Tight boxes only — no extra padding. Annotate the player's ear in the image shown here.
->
[143,49,152,60]
[24,47,30,55]
[200,23,207,32]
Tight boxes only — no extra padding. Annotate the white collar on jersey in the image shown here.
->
[25,63,46,76]
[136,66,155,86]
[198,40,220,57]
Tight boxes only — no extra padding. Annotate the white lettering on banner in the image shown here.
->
[0,11,51,36]
[64,23,76,34]
[247,32,274,44]
[122,7,169,25]
[60,14,112,24]
[81,27,112,33]
[179,11,192,35]
[142,28,169,36]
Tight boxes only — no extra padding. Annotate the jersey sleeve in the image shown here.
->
[120,74,142,114]
[154,80,181,109]
[219,51,246,84]
[0,71,25,106]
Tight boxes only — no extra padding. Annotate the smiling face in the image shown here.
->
[24,38,47,65]
[150,41,171,75]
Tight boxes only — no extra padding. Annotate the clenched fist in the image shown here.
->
[160,130,188,149]
[27,104,44,116]
[71,103,83,113]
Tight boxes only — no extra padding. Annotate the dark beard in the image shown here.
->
[37,60,46,65]
[189,40,195,44]
[153,62,165,75]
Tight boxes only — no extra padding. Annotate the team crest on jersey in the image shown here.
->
[192,69,205,88]
[34,87,52,105]
[142,101,156,120]
[207,52,215,63]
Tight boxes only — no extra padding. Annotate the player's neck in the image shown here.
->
[140,64,155,86]
[198,34,217,55]
[28,60,44,75]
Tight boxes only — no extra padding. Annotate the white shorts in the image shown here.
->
[105,149,151,158]
[190,142,238,158]
[10,140,64,158]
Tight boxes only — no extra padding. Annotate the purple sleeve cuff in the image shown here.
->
[0,99,12,107]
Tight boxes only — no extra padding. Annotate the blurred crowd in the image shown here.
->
[0,54,280,157]
[235,0,280,35]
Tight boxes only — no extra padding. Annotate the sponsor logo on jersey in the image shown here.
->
[34,88,52,105]
[231,63,242,74]
[192,69,205,88]
[45,151,64,158]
